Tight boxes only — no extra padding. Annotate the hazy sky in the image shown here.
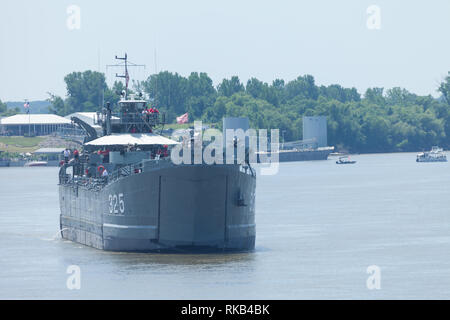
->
[0,0,449,101]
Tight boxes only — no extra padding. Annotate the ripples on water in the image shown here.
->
[1,153,450,299]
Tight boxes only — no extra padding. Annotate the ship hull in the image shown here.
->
[416,158,447,162]
[59,164,256,252]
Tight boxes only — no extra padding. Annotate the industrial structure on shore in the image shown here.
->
[257,116,334,162]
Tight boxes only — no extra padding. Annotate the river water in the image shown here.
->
[1,153,450,299]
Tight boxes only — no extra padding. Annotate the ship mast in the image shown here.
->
[115,53,129,98]
[106,53,146,99]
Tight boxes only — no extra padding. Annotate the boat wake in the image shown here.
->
[39,228,69,241]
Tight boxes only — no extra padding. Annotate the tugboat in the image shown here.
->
[58,54,256,252]
[416,146,447,162]
[336,156,356,165]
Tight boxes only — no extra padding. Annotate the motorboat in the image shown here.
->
[336,156,356,165]
[416,146,447,162]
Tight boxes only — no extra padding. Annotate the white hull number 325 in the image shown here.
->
[109,193,125,214]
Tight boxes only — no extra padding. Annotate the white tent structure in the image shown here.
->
[0,114,72,136]
[85,133,179,147]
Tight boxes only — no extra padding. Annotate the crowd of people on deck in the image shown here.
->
[60,143,170,182]
[142,106,160,114]
[60,149,110,182]
[62,148,81,164]
[59,103,167,181]
[141,105,159,129]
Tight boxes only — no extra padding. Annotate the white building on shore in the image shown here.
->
[0,114,72,136]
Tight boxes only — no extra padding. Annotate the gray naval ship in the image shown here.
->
[59,55,256,252]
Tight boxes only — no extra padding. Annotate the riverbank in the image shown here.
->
[333,148,449,157]
[0,136,79,153]
[0,136,80,166]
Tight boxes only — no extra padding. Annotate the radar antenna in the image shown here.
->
[106,53,146,99]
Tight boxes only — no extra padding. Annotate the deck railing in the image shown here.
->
[60,154,256,190]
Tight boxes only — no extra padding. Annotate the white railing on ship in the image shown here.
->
[107,158,255,184]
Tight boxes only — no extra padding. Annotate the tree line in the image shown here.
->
[0,100,20,117]
[43,70,450,153]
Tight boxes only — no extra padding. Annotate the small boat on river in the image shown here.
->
[336,156,356,165]
[416,146,447,162]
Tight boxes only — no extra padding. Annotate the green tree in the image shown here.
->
[217,76,244,97]
[185,72,217,119]
[436,73,450,146]
[364,87,385,105]
[202,96,227,123]
[319,84,360,103]
[64,71,108,114]
[246,78,280,106]
[105,81,127,112]
[0,100,7,114]
[47,93,68,116]
[0,100,19,117]
[385,87,416,106]
[439,72,450,104]
[285,75,319,100]
[141,71,188,122]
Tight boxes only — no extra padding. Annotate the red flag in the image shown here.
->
[176,113,189,124]
[24,102,30,114]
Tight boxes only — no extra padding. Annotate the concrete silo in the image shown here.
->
[303,116,328,148]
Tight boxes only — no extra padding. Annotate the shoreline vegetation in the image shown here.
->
[0,135,446,161]
[0,136,79,159]
[1,71,450,154]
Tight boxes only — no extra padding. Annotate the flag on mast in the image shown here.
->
[24,102,30,114]
[176,113,189,124]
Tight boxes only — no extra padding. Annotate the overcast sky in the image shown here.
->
[0,0,449,101]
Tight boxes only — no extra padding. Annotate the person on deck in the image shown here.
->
[100,149,110,163]
[63,149,70,164]
[105,151,110,163]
